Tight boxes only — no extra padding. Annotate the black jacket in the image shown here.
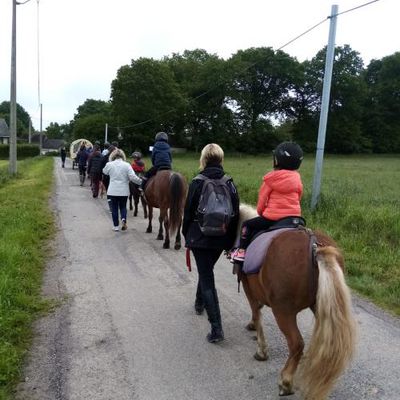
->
[87,151,103,176]
[182,164,239,250]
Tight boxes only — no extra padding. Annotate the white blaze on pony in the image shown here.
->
[236,203,357,399]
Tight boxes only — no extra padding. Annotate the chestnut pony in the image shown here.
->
[144,170,188,250]
[238,204,357,399]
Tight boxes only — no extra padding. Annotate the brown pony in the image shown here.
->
[129,181,148,219]
[238,204,357,399]
[144,170,188,249]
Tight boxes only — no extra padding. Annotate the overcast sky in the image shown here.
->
[0,0,398,130]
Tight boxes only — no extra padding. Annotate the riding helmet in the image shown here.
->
[131,151,142,159]
[273,142,304,170]
[155,131,168,142]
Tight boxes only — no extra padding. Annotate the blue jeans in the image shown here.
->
[109,195,128,227]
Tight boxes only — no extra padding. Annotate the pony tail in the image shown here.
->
[169,173,185,235]
[299,246,357,400]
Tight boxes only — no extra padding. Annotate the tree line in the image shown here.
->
[2,45,399,154]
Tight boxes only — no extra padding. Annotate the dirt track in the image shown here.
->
[15,158,400,400]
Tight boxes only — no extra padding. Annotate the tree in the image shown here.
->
[362,52,400,152]
[111,57,187,153]
[165,49,237,151]
[227,47,302,151]
[293,45,368,153]
[0,101,32,138]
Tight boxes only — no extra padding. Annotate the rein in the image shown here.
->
[303,227,320,306]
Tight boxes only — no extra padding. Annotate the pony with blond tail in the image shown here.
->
[236,204,357,399]
[298,245,357,399]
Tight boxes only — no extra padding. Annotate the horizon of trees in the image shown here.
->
[2,45,399,154]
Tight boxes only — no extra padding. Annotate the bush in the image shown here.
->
[0,144,40,159]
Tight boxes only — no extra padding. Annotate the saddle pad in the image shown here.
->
[243,228,295,274]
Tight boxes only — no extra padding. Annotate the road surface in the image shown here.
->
[15,158,400,399]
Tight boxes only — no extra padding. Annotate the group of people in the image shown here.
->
[71,133,173,232]
[64,134,305,345]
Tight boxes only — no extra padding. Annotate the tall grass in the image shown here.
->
[0,157,54,400]
[171,153,400,315]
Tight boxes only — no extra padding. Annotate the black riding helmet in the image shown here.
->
[273,142,304,170]
[131,151,142,159]
[155,131,168,142]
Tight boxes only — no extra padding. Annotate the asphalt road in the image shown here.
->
[15,158,400,400]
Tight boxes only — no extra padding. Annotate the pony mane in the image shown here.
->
[237,203,258,239]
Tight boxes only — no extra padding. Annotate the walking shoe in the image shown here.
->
[207,328,224,343]
[112,226,119,231]
[194,303,204,315]
[231,248,246,262]
[121,219,127,231]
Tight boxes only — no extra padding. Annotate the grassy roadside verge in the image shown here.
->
[0,157,54,400]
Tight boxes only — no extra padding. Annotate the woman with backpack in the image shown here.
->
[182,143,239,343]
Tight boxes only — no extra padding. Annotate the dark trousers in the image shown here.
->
[109,195,128,227]
[192,248,223,330]
[91,174,102,198]
[239,216,276,249]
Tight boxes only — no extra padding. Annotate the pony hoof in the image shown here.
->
[157,235,164,240]
[163,243,170,249]
[134,213,138,217]
[146,228,152,233]
[278,382,294,396]
[246,323,256,331]
[254,352,268,361]
[174,244,181,250]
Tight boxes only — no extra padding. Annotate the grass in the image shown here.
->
[0,157,54,400]
[169,153,400,315]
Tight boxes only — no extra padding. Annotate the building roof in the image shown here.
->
[0,119,10,138]
[43,138,65,150]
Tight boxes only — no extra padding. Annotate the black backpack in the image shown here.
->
[195,174,235,237]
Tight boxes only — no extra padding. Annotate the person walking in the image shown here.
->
[102,148,142,231]
[87,144,103,198]
[76,143,89,186]
[182,143,239,343]
[60,147,67,168]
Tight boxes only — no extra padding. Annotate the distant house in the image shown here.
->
[31,133,65,154]
[0,118,10,145]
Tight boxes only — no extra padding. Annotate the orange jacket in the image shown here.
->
[256,169,303,221]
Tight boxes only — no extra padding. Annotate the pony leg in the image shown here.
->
[241,274,268,360]
[129,194,133,211]
[141,196,148,219]
[134,194,139,217]
[174,222,182,250]
[146,206,153,233]
[163,214,170,249]
[272,310,304,396]
[157,215,164,241]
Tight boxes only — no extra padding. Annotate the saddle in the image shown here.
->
[242,217,306,275]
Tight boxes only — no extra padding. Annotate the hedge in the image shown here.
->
[0,144,40,159]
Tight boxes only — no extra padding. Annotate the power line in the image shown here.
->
[334,0,380,18]
[106,0,381,131]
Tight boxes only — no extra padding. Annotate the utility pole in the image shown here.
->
[28,119,32,143]
[104,123,108,143]
[39,103,42,154]
[310,4,338,211]
[9,0,17,175]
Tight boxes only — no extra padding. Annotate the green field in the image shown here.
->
[170,153,400,315]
